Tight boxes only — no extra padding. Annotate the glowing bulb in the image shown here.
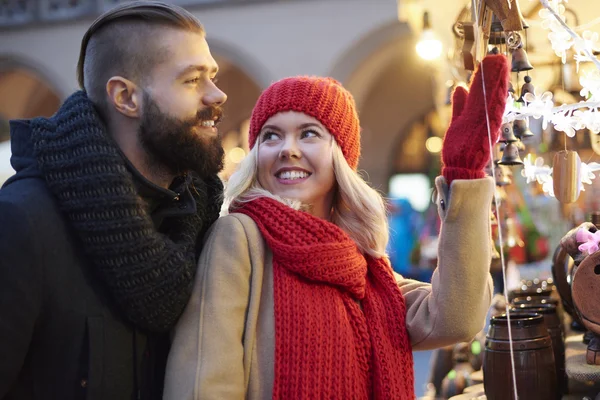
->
[425,136,443,153]
[416,11,442,61]
[416,31,442,60]
[228,147,246,163]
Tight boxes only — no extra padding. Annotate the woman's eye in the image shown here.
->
[261,132,280,142]
[302,130,320,139]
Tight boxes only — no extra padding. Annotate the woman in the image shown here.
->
[164,54,509,399]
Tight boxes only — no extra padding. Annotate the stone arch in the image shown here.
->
[207,37,273,90]
[0,54,64,121]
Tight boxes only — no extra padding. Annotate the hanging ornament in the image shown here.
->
[511,44,534,72]
[500,122,519,143]
[552,150,581,203]
[498,142,524,166]
[513,119,534,139]
[495,164,512,186]
[518,76,535,103]
[506,32,533,73]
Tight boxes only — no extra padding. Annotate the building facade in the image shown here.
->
[0,0,444,190]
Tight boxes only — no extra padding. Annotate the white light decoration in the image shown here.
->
[425,136,443,153]
[501,0,600,195]
[521,154,600,197]
[416,11,443,61]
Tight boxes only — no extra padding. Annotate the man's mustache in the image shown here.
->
[196,106,224,125]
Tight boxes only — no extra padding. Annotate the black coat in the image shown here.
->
[0,120,207,400]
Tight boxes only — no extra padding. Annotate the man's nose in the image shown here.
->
[203,82,227,107]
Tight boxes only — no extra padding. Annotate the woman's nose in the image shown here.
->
[279,138,301,160]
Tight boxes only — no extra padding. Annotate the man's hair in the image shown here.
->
[77,1,205,113]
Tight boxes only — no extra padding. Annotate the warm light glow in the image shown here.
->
[425,136,443,153]
[228,147,246,164]
[416,30,443,60]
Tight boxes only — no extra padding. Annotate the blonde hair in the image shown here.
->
[224,141,389,258]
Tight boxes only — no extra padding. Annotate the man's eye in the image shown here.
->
[186,77,200,84]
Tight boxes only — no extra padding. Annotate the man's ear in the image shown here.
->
[106,77,142,118]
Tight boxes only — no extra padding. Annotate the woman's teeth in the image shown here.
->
[277,171,310,180]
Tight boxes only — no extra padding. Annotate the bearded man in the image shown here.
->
[0,2,226,399]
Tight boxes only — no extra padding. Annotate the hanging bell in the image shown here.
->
[513,118,534,139]
[495,164,512,186]
[498,142,524,166]
[518,76,535,102]
[511,45,534,72]
[500,122,518,143]
[489,15,505,45]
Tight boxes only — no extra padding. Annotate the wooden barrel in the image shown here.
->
[510,303,566,397]
[511,295,564,329]
[483,313,557,400]
[508,286,554,303]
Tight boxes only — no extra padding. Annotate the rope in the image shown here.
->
[475,0,520,397]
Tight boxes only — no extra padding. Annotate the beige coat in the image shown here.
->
[163,176,495,400]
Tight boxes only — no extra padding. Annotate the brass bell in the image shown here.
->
[511,45,534,72]
[500,122,518,143]
[518,76,535,102]
[495,164,512,186]
[498,142,524,166]
[513,118,534,139]
[489,15,505,45]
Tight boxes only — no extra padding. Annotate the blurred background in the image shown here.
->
[1,0,600,396]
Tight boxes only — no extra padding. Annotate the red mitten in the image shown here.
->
[441,54,510,185]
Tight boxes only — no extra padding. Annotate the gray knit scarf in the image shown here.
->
[30,91,223,332]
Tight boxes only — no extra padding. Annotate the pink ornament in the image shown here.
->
[576,228,600,254]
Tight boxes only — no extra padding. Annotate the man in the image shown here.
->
[0,2,226,399]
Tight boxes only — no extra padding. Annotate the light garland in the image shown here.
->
[503,0,600,194]
[521,153,600,196]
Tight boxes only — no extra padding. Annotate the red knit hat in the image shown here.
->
[249,76,361,170]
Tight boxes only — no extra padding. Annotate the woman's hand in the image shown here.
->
[442,54,510,185]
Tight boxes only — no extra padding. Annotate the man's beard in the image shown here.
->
[138,92,224,179]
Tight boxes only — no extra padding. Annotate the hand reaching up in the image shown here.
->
[441,54,510,185]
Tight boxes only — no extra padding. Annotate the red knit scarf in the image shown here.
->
[236,197,415,399]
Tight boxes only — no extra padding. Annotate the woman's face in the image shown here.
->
[257,111,336,219]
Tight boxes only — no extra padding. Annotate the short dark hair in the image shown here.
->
[77,1,204,111]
